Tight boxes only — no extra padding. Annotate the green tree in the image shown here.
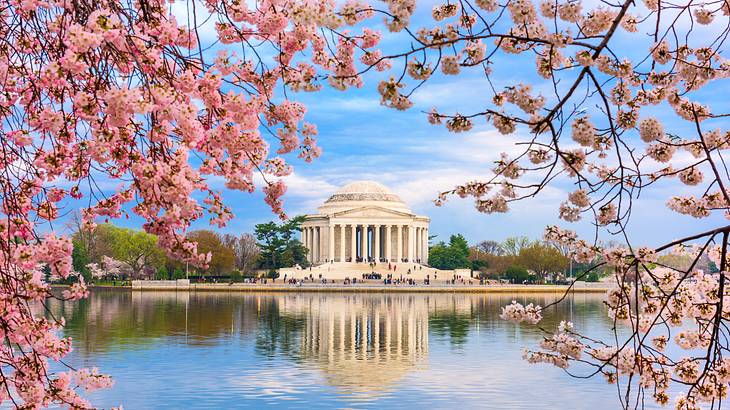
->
[71,238,91,281]
[585,271,600,282]
[517,241,569,282]
[281,241,308,268]
[172,267,186,280]
[255,215,308,271]
[70,223,164,279]
[469,239,504,273]
[255,221,285,269]
[155,267,169,280]
[504,266,530,283]
[428,234,471,270]
[428,243,449,269]
[470,258,488,271]
[108,226,166,279]
[449,234,469,260]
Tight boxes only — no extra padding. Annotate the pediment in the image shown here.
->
[332,205,415,219]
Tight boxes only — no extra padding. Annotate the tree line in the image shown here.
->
[428,235,571,283]
[68,215,309,282]
[445,237,717,284]
[70,215,711,285]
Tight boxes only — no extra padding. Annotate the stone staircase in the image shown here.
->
[280,262,455,281]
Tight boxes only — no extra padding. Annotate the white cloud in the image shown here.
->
[305,96,382,114]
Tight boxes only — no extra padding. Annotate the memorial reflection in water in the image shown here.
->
[281,295,429,392]
[44,290,610,405]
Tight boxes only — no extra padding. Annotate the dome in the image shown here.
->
[317,180,411,214]
[328,181,402,202]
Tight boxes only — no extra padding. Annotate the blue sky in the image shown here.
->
[197,1,726,248]
[55,1,729,248]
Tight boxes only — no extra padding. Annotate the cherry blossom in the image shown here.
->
[500,301,543,324]
[6,0,730,407]
[1,0,382,406]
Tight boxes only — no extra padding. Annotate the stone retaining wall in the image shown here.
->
[131,279,190,290]
[129,281,613,293]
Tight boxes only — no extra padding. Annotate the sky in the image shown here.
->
[56,0,730,248]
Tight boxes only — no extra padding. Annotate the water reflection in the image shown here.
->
[45,291,618,409]
[281,295,429,394]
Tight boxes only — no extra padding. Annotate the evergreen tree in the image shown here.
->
[428,234,471,270]
[255,216,309,271]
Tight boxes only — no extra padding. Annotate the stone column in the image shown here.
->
[420,227,424,262]
[340,224,346,262]
[325,227,330,263]
[312,227,317,263]
[418,227,423,262]
[421,228,428,264]
[374,225,380,262]
[307,227,312,263]
[328,224,335,262]
[407,225,414,262]
[414,227,419,262]
[360,225,368,261]
[413,226,421,261]
[371,228,376,260]
[312,226,319,263]
[350,225,357,262]
[385,225,392,262]
[302,227,309,263]
[322,227,326,263]
[418,227,426,263]
[397,225,403,262]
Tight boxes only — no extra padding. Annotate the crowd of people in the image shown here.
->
[276,271,494,287]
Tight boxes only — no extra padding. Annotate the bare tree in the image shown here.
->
[501,236,531,257]
[64,211,111,264]
[476,240,504,255]
[223,233,261,273]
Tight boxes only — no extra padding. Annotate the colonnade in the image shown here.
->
[301,223,429,265]
[300,296,429,363]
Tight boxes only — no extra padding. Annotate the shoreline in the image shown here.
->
[82,283,614,293]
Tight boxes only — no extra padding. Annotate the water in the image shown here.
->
[44,290,630,409]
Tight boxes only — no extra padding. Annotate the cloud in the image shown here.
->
[281,173,339,199]
[305,96,382,115]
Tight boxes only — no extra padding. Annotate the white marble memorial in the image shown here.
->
[300,181,430,265]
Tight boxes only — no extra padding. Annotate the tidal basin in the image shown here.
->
[38,290,645,409]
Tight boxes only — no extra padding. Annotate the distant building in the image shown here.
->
[301,181,430,265]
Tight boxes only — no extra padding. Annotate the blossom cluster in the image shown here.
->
[500,300,543,324]
[344,7,730,405]
[1,0,386,406]
[346,0,730,244]
[514,228,730,408]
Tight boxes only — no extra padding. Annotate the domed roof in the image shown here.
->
[317,180,412,214]
[328,181,402,202]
